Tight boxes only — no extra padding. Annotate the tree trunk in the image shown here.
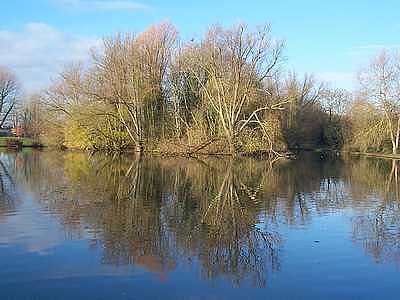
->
[229,142,236,155]
[135,141,144,154]
[228,134,240,155]
[395,116,400,156]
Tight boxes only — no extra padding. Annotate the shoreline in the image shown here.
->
[346,151,400,160]
[290,147,400,161]
[4,145,400,162]
[17,146,295,160]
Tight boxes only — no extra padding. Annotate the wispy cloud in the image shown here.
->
[53,0,150,12]
[347,44,400,56]
[0,22,101,91]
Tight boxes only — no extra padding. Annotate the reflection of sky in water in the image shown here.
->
[0,197,67,253]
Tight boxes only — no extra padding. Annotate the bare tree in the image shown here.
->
[346,98,385,152]
[285,73,324,108]
[15,93,45,140]
[89,22,178,152]
[42,22,178,152]
[322,87,350,121]
[358,50,400,154]
[281,72,326,148]
[0,67,19,128]
[190,23,285,154]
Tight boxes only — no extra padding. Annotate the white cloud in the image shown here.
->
[53,0,149,12]
[0,22,101,92]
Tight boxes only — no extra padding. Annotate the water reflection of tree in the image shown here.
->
[257,153,346,226]
[11,152,285,286]
[11,150,400,284]
[348,158,400,264]
[60,153,400,270]
[171,159,281,287]
[0,152,19,219]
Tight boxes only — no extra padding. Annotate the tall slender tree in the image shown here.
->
[0,67,19,128]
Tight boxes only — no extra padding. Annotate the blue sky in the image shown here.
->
[1,0,400,91]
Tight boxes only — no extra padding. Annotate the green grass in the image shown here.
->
[0,137,35,147]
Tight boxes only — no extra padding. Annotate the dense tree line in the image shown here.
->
[3,22,400,155]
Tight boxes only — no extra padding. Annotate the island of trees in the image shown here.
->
[1,21,400,156]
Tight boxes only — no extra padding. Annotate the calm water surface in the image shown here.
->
[0,150,399,299]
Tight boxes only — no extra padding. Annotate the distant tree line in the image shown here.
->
[3,22,400,155]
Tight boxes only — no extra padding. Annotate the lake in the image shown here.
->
[0,150,399,299]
